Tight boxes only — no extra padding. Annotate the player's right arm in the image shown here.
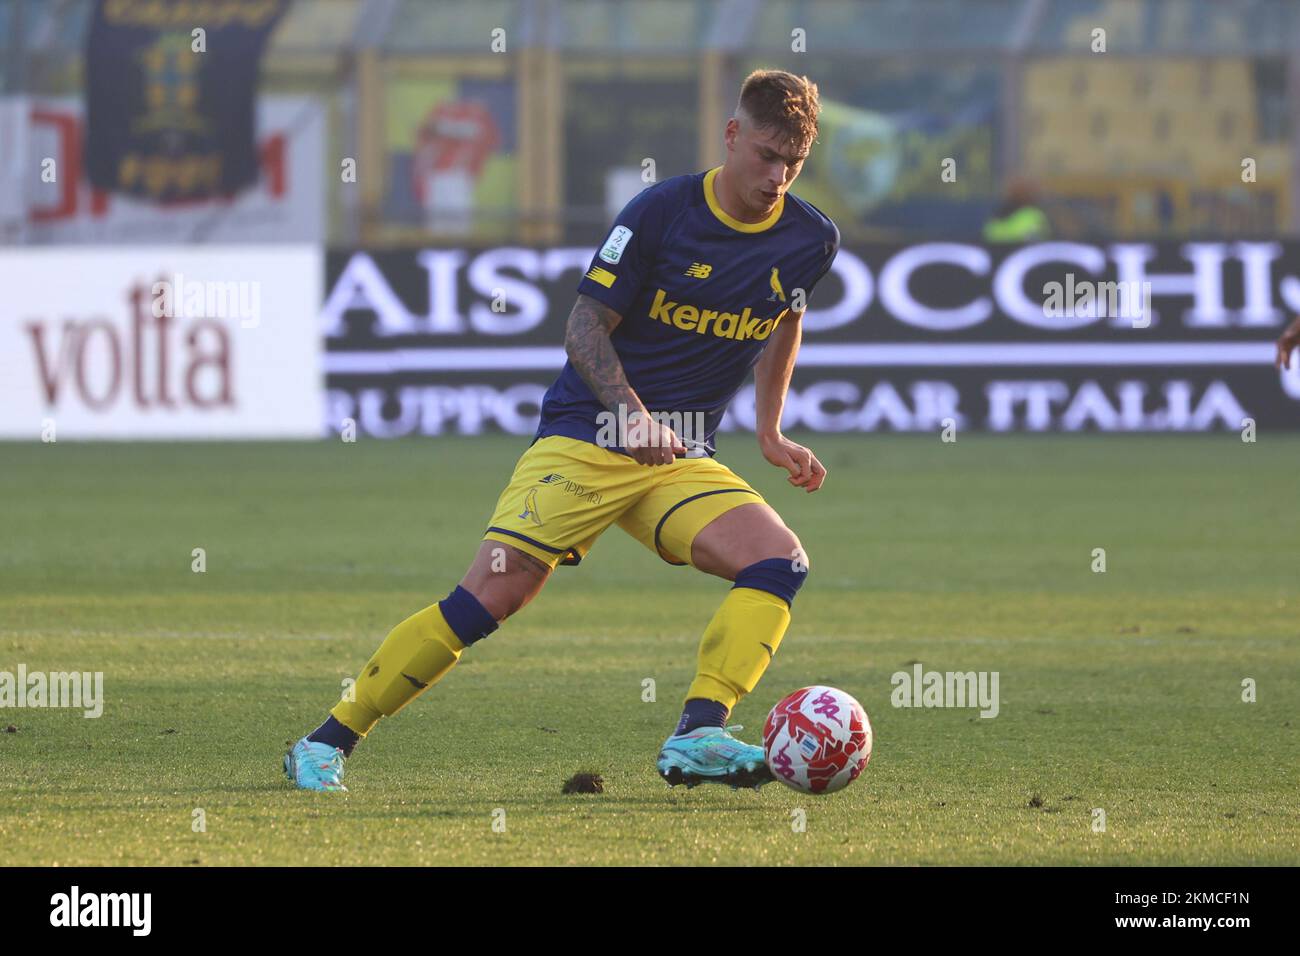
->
[564,293,685,465]
[1276,315,1300,369]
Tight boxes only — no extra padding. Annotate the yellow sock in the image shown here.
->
[331,603,467,736]
[686,587,791,710]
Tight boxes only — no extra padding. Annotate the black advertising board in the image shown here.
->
[323,241,1298,440]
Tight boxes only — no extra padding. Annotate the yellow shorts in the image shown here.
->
[482,435,767,570]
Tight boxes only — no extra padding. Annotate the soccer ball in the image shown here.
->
[762,686,872,794]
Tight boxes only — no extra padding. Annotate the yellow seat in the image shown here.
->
[1203,60,1252,104]
[1152,60,1199,98]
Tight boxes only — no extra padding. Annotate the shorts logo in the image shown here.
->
[534,473,603,505]
[519,488,544,526]
[599,225,633,264]
[685,262,712,279]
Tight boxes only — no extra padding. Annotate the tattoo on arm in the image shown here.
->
[564,294,644,417]
[508,545,552,578]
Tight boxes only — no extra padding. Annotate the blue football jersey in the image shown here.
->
[534,167,839,457]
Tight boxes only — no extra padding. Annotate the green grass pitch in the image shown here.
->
[1,433,1297,866]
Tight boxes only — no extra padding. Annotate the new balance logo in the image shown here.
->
[685,262,712,278]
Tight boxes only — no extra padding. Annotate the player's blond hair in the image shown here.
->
[736,70,821,155]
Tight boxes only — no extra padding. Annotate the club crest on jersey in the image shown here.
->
[599,225,633,264]
[767,267,786,302]
[647,288,784,342]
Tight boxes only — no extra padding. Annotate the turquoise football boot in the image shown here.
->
[283,737,348,792]
[657,725,774,790]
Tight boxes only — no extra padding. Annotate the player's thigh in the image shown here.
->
[689,501,805,581]
[617,457,785,577]
[459,539,553,621]
[480,435,647,575]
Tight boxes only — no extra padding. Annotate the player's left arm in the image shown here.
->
[754,308,826,492]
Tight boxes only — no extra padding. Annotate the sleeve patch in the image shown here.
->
[585,266,617,288]
[599,225,633,264]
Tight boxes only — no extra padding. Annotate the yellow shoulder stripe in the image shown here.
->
[586,266,617,288]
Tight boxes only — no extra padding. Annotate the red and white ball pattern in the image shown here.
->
[763,686,872,794]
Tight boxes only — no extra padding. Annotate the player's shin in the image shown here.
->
[329,585,499,739]
[684,557,807,713]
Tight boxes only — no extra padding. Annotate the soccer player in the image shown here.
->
[285,70,840,792]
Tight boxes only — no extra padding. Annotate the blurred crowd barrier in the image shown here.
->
[2,0,1298,247]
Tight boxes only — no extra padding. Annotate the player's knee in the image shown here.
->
[769,528,810,577]
[787,536,810,574]
[481,575,543,621]
[732,552,809,608]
